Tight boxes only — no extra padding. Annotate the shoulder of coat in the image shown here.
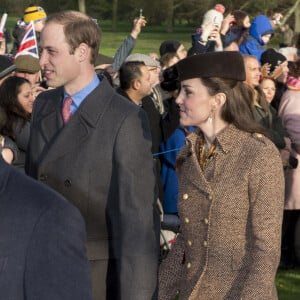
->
[251,132,268,144]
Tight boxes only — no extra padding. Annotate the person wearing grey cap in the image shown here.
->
[124,53,179,151]
[158,51,284,300]
[122,53,180,205]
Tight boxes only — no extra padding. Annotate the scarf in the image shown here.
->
[286,76,300,91]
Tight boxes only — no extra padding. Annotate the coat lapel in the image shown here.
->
[39,78,115,165]
[178,135,213,196]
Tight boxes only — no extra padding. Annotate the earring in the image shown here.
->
[208,111,214,123]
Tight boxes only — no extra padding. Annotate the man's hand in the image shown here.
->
[220,14,235,35]
[0,136,14,164]
[131,16,147,39]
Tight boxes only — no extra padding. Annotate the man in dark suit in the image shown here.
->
[0,140,91,299]
[26,11,159,300]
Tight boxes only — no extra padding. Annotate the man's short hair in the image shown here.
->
[119,61,145,90]
[45,10,101,65]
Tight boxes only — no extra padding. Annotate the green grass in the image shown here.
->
[100,31,193,57]
[276,268,300,299]
[172,268,300,300]
[97,20,194,57]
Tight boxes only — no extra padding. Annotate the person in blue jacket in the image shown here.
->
[239,15,274,61]
[160,126,195,214]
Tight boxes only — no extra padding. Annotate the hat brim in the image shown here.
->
[0,65,16,79]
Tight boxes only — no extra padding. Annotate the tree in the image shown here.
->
[78,0,86,13]
[295,1,300,33]
[112,0,118,31]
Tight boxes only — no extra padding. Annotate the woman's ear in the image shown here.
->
[214,92,227,107]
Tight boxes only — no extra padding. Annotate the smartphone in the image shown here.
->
[213,16,219,28]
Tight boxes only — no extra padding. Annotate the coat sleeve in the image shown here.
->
[112,35,136,72]
[24,196,92,300]
[109,108,160,300]
[241,139,284,299]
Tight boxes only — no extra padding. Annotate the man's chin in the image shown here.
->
[46,78,59,88]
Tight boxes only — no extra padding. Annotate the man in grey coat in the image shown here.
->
[26,10,159,300]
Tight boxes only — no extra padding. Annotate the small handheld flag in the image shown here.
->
[15,21,39,59]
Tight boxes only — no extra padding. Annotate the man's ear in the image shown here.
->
[77,43,89,62]
[132,79,141,91]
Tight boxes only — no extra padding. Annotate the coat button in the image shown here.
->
[203,241,208,247]
[184,217,190,224]
[64,179,72,187]
[187,240,192,246]
[39,174,48,181]
[204,218,209,224]
[183,193,189,200]
[187,262,191,269]
[208,194,213,200]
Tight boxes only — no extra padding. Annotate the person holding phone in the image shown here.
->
[188,5,225,55]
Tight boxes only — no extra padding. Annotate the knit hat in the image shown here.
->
[15,55,40,73]
[159,40,181,57]
[202,7,224,28]
[125,53,160,68]
[214,4,226,14]
[175,51,245,81]
[23,6,47,23]
[0,55,16,80]
[261,48,287,72]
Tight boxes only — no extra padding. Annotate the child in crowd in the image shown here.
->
[220,10,251,51]
[239,14,274,61]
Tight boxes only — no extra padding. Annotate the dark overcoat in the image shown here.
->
[26,77,160,300]
[0,156,92,299]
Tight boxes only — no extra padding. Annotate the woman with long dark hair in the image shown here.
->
[0,76,34,170]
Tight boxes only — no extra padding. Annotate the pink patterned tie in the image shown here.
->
[62,97,73,124]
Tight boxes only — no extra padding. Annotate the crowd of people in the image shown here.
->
[0,3,300,300]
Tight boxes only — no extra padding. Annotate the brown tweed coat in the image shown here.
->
[159,124,284,300]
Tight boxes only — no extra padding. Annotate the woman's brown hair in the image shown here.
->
[200,77,265,134]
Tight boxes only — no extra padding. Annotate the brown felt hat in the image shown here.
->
[176,51,246,81]
[15,55,40,74]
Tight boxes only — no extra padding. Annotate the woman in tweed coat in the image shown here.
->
[158,51,284,300]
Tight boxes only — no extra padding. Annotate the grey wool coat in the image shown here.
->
[26,77,160,300]
[159,124,284,300]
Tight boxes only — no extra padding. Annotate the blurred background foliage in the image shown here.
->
[1,0,299,32]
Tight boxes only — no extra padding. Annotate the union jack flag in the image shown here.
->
[15,21,39,59]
